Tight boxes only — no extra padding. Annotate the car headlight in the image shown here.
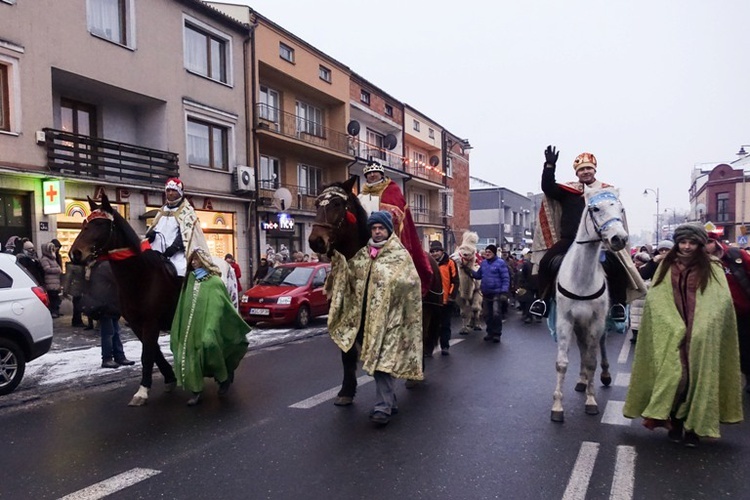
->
[277,296,292,305]
[241,296,249,303]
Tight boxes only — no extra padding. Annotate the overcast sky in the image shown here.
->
[213,0,750,241]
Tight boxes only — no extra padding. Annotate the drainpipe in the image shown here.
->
[245,17,260,271]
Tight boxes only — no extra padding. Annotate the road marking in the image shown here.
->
[563,441,599,500]
[609,445,636,500]
[58,468,160,500]
[289,375,374,409]
[614,372,630,387]
[602,400,631,426]
[617,335,631,364]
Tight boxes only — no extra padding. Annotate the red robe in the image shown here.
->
[361,179,434,296]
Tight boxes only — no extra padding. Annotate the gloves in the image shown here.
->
[164,234,184,258]
[145,229,156,243]
[544,145,559,167]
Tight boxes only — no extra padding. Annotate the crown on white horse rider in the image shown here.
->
[530,146,644,321]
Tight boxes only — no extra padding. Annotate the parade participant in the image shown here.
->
[429,240,459,355]
[516,248,536,324]
[357,161,433,296]
[530,146,642,321]
[468,245,510,342]
[705,232,750,394]
[224,253,242,293]
[39,242,63,318]
[623,224,743,446]
[146,177,210,277]
[170,249,250,406]
[326,211,423,426]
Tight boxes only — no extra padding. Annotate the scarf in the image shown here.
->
[193,267,209,281]
[368,238,387,259]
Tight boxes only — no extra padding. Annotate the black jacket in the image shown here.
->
[81,261,120,319]
[541,165,586,241]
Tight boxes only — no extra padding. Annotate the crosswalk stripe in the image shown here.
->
[563,441,599,500]
[614,372,630,387]
[289,375,374,409]
[58,468,160,500]
[602,400,631,426]
[609,445,636,500]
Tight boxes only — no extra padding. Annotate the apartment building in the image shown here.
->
[443,130,471,251]
[469,179,534,251]
[0,0,252,272]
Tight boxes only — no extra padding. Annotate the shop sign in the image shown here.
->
[261,213,295,232]
[42,179,65,215]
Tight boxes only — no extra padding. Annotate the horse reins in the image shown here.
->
[312,186,357,232]
[83,209,150,261]
[575,191,623,244]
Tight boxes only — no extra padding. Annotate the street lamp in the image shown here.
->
[736,145,750,157]
[643,188,660,243]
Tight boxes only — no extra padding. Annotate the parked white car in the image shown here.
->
[0,252,54,395]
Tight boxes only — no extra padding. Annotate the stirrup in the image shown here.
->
[529,300,546,318]
[610,303,626,322]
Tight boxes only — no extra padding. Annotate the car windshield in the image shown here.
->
[262,266,313,287]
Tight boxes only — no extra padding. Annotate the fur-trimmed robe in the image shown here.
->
[452,232,483,331]
[325,235,424,380]
[623,261,743,438]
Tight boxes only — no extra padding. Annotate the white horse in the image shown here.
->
[550,188,627,423]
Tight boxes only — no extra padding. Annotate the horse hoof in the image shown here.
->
[600,375,612,387]
[128,396,148,407]
[585,404,599,415]
[164,381,177,393]
[574,382,586,392]
[551,411,565,423]
[333,396,353,406]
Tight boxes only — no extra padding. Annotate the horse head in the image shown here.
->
[584,188,628,252]
[308,176,368,259]
[69,193,140,264]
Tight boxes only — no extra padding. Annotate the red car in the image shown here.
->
[240,262,331,328]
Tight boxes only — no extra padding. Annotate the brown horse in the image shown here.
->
[69,194,179,406]
[309,176,442,405]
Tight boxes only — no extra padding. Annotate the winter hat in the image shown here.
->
[429,240,444,252]
[485,244,498,255]
[573,152,597,172]
[656,240,674,252]
[4,235,19,254]
[362,161,385,176]
[367,210,394,236]
[164,177,184,197]
[673,224,708,246]
[635,252,651,264]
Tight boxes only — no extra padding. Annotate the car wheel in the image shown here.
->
[295,304,310,329]
[0,338,26,396]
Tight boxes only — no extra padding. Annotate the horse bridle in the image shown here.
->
[83,209,115,260]
[576,191,623,244]
[312,186,355,231]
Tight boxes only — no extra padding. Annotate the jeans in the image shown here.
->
[373,371,397,415]
[100,315,125,361]
[482,293,503,336]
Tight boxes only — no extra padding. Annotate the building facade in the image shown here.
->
[469,178,534,251]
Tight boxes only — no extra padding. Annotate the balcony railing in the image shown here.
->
[411,208,443,225]
[43,128,178,187]
[705,211,736,223]
[351,142,404,171]
[255,104,350,156]
[403,159,444,185]
[257,182,319,213]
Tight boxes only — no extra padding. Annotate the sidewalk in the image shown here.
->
[49,301,144,353]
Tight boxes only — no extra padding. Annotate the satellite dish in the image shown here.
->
[273,187,293,211]
[429,155,440,167]
[383,134,397,150]
[346,120,360,136]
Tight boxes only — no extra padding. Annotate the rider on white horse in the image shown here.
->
[530,146,631,321]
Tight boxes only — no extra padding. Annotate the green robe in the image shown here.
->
[623,261,743,438]
[170,273,250,393]
[326,235,424,380]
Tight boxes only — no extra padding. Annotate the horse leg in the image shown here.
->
[599,331,611,387]
[574,333,589,393]
[581,332,601,416]
[551,324,571,422]
[128,336,157,407]
[154,347,177,391]
[334,346,358,406]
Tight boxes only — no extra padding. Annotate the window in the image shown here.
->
[259,155,280,190]
[412,192,427,222]
[443,192,454,217]
[428,128,435,139]
[298,164,322,196]
[319,65,331,83]
[296,101,323,137]
[279,42,294,63]
[412,151,425,170]
[0,64,9,132]
[360,90,370,105]
[187,117,228,170]
[413,119,420,132]
[259,85,279,124]
[384,104,393,117]
[88,0,131,46]
[717,192,730,222]
[445,157,453,177]
[366,129,385,161]
[184,21,229,84]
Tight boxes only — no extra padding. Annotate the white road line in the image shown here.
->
[601,400,631,426]
[617,334,632,364]
[58,468,160,500]
[609,445,636,500]
[614,372,630,387]
[289,375,374,409]
[563,441,599,500]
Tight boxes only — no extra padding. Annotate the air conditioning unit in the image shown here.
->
[233,165,255,193]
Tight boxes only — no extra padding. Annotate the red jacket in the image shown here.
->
[719,243,750,315]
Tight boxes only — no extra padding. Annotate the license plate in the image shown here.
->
[249,308,270,316]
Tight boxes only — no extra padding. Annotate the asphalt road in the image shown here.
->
[1,311,748,499]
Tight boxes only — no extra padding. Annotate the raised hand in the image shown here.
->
[545,145,559,166]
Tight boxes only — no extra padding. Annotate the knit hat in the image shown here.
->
[485,244,497,255]
[429,240,444,252]
[656,240,674,252]
[573,152,597,172]
[635,252,651,264]
[673,224,708,246]
[363,161,385,176]
[367,210,394,236]
[164,177,184,197]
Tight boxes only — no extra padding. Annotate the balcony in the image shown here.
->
[705,211,735,223]
[350,141,404,171]
[255,104,350,156]
[257,182,319,213]
[43,128,178,187]
[411,208,443,226]
[403,159,444,185]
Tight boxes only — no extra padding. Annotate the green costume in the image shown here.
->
[170,272,250,393]
[326,235,424,380]
[623,261,743,438]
